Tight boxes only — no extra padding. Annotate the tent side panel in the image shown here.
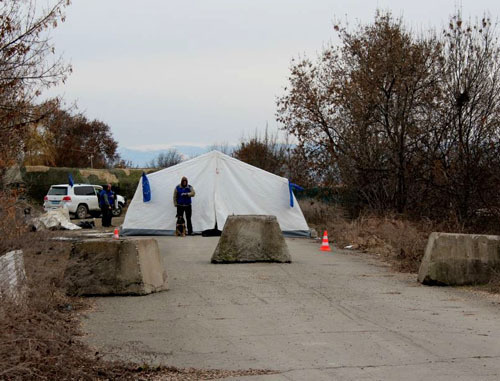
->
[122,154,217,233]
[214,155,309,232]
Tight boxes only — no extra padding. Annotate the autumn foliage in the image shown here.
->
[0,1,119,177]
[0,0,71,176]
[23,101,119,168]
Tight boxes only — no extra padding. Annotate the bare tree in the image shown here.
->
[148,149,183,169]
[206,142,234,155]
[277,12,442,212]
[233,128,289,176]
[278,10,500,224]
[429,14,500,220]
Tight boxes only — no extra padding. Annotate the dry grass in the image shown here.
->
[0,191,29,254]
[300,199,462,273]
[0,231,128,380]
[487,269,500,294]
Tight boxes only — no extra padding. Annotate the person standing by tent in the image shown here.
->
[99,184,114,227]
[173,176,195,235]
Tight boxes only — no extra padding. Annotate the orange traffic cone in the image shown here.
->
[320,231,331,252]
[113,228,119,240]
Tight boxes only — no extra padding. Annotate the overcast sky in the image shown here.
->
[46,0,500,151]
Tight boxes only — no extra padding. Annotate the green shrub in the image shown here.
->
[21,167,156,204]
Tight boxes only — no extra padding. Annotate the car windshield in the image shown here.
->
[48,187,68,196]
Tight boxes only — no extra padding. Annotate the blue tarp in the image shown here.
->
[142,172,151,202]
[288,181,304,207]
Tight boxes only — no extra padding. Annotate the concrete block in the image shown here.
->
[64,238,167,296]
[211,215,291,263]
[0,250,27,301]
[418,232,500,286]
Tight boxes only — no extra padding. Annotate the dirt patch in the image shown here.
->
[486,269,500,294]
[25,165,50,173]
[135,367,279,380]
[79,169,119,184]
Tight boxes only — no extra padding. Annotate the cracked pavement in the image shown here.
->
[82,237,500,380]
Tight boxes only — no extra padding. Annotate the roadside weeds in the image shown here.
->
[0,228,278,380]
[300,199,500,286]
[300,200,431,273]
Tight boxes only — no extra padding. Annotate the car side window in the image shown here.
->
[75,186,96,196]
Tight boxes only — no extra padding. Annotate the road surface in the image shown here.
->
[82,237,500,380]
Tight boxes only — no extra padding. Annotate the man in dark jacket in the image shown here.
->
[99,184,113,227]
[173,176,195,235]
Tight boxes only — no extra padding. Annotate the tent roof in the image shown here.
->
[149,150,286,180]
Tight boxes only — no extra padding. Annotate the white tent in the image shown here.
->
[121,151,310,237]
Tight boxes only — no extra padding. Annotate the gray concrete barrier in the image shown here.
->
[0,250,27,301]
[64,238,167,295]
[211,215,291,263]
[418,232,500,286]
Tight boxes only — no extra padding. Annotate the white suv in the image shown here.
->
[43,184,126,219]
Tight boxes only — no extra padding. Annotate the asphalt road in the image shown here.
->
[82,237,500,380]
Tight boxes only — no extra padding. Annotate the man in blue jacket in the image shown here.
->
[99,184,114,227]
[173,176,195,235]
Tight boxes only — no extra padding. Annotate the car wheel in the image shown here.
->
[112,204,123,217]
[76,204,88,219]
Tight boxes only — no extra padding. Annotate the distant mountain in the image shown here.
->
[118,145,212,167]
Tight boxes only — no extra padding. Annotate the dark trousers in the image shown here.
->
[177,205,192,234]
[101,206,112,227]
